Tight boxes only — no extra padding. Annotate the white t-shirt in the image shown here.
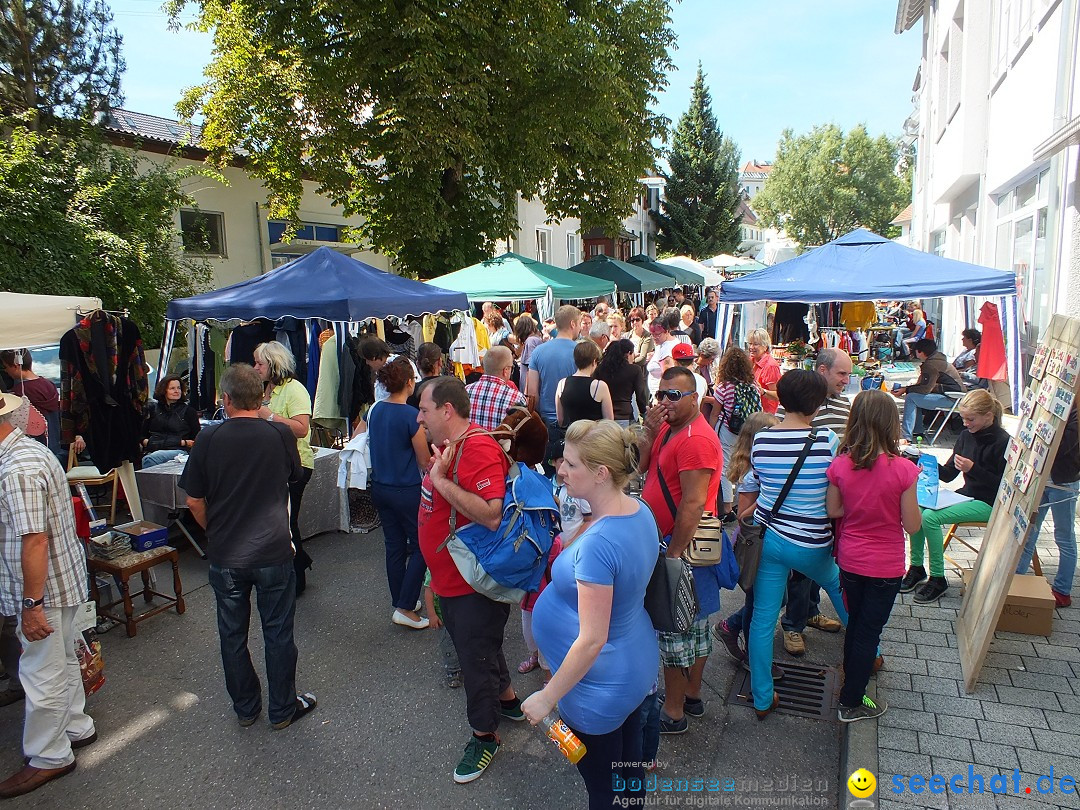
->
[373,355,422,403]
[647,338,676,394]
[555,483,591,538]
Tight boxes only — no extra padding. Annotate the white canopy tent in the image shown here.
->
[658,256,724,287]
[0,292,102,350]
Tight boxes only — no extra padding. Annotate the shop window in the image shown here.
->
[180,210,225,257]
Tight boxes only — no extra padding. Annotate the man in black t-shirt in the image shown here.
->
[180,364,317,730]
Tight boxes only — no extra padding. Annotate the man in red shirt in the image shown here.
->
[639,366,723,736]
[417,377,520,784]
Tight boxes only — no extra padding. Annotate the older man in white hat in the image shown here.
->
[0,393,95,799]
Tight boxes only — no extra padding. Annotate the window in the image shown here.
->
[180,210,225,257]
[535,228,550,264]
[566,233,578,267]
[931,230,946,257]
[267,220,343,244]
[588,243,606,257]
[994,168,1053,345]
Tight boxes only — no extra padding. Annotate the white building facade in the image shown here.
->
[896,0,1080,359]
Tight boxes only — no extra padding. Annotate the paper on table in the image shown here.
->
[935,489,973,509]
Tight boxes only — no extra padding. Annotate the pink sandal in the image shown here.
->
[518,653,539,674]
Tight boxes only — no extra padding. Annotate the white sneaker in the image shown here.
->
[392,610,430,629]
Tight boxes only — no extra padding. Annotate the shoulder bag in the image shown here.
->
[734,429,817,591]
[654,428,723,567]
[639,499,698,633]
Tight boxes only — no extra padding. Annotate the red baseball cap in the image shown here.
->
[671,343,695,360]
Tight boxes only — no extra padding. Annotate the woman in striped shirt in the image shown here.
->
[747,369,849,720]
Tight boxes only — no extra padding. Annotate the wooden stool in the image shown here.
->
[88,546,186,637]
[942,522,1042,575]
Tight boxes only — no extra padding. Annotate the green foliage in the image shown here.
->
[0,124,213,345]
[170,0,675,278]
[0,0,124,129]
[654,65,742,259]
[753,123,908,248]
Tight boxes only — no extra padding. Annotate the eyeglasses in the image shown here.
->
[656,389,694,402]
[630,318,642,323]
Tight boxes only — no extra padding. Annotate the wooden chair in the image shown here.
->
[66,445,119,525]
[943,521,1042,575]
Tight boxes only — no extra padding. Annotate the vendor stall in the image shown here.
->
[719,228,1021,409]
[0,292,103,350]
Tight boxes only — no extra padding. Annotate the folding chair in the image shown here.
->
[942,521,1042,575]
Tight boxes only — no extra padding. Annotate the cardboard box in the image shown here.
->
[962,570,1055,636]
[113,520,169,552]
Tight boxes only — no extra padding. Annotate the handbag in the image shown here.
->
[733,429,818,590]
[639,500,698,633]
[654,430,722,567]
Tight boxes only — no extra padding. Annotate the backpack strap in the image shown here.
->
[440,426,513,549]
[763,428,818,523]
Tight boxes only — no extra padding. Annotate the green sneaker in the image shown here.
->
[838,694,888,724]
[499,698,526,722]
[453,734,500,784]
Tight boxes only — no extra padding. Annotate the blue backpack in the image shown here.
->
[438,438,560,604]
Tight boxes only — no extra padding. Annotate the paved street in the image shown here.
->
[0,523,846,809]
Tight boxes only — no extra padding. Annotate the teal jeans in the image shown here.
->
[748,529,848,710]
[909,499,993,577]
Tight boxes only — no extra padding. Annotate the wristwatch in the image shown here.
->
[22,597,43,610]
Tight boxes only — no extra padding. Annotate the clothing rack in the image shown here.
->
[75,307,131,318]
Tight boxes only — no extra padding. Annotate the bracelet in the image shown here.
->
[268,412,276,422]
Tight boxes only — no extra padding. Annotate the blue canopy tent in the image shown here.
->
[718,229,1021,409]
[160,246,469,381]
[167,246,468,321]
[719,229,1017,302]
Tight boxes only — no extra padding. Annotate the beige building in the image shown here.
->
[106,109,661,291]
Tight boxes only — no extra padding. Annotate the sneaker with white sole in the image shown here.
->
[838,694,888,723]
[454,734,499,783]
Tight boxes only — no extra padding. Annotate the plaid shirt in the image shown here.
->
[466,375,527,431]
[0,428,87,614]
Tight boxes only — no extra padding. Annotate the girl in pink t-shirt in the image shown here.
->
[826,389,922,723]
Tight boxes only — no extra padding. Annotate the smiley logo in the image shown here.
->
[848,768,876,797]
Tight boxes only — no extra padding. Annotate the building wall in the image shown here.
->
[905,0,1079,360]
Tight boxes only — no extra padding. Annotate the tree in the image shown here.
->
[752,124,908,248]
[169,0,675,277]
[654,65,742,259]
[0,0,124,129]
[0,125,212,345]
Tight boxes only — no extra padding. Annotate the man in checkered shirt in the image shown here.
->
[466,346,526,431]
[0,393,95,799]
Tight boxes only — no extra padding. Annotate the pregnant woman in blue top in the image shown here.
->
[525,419,659,810]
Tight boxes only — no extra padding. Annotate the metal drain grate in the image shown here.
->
[726,660,838,720]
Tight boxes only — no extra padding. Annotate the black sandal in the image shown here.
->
[271,692,317,730]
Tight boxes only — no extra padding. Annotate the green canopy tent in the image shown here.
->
[426,252,616,303]
[625,254,699,286]
[566,254,672,294]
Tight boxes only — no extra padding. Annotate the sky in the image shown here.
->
[109,0,921,164]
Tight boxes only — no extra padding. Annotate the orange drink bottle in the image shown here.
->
[540,712,586,764]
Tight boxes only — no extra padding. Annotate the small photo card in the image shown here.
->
[1037,378,1057,409]
[1052,384,1075,420]
[1020,386,1038,419]
[1031,345,1050,379]
[1018,418,1037,447]
[1012,506,1030,545]
[1062,353,1079,387]
[1035,417,1056,445]
[1031,438,1050,474]
[999,479,1015,507]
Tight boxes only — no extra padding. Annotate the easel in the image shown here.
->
[957,314,1080,692]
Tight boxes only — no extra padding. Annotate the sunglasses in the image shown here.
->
[656,389,694,402]
[630,318,642,322]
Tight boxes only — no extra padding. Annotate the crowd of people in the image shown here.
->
[1,292,1078,806]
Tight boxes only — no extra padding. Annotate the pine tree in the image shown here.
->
[655,64,742,259]
[0,0,124,129]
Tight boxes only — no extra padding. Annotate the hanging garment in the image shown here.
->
[229,321,276,366]
[313,329,344,426]
[773,303,810,344]
[306,324,321,399]
[422,314,437,344]
[402,319,424,349]
[59,312,148,471]
[338,430,371,490]
[450,315,481,368]
[840,301,876,331]
[977,301,1008,381]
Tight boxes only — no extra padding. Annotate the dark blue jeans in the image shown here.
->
[208,562,298,725]
[782,572,821,633]
[370,481,427,611]
[838,569,900,707]
[570,710,646,810]
[637,690,659,764]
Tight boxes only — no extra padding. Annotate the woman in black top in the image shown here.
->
[142,375,201,468]
[556,340,614,426]
[900,389,1009,604]
[593,339,648,426]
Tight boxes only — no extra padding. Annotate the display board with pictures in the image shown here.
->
[957,314,1080,692]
